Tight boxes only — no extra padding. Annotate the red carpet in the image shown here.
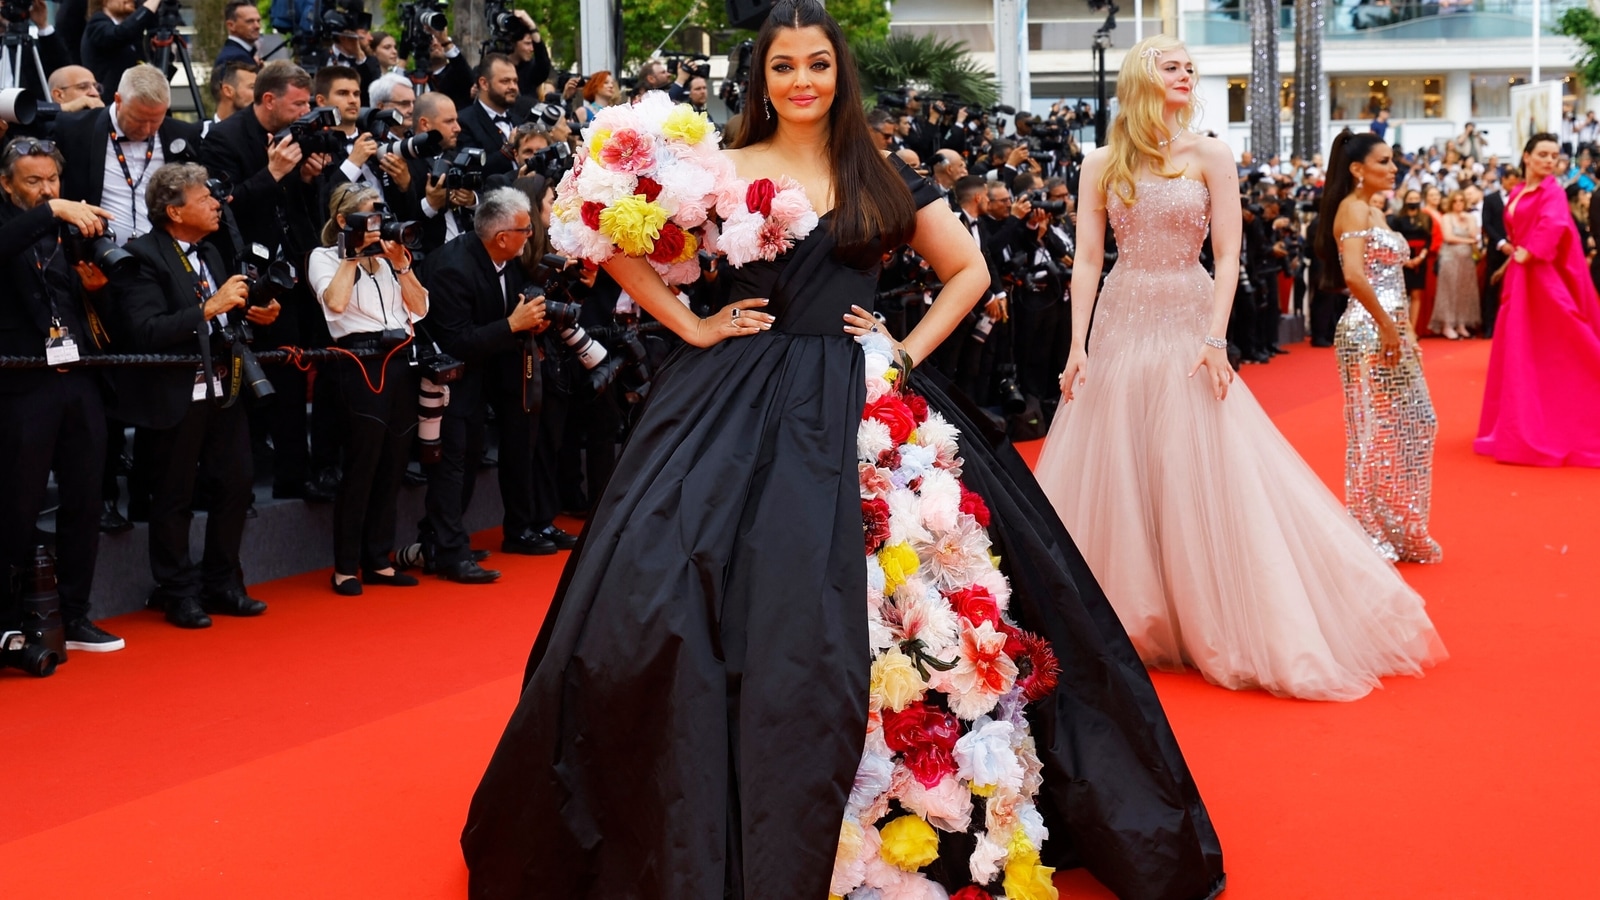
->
[3,339,1597,898]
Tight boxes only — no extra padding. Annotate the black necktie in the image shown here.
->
[492,114,510,125]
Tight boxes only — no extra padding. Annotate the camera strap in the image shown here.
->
[174,239,239,407]
[110,132,157,237]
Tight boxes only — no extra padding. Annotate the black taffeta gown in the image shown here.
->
[461,158,1226,900]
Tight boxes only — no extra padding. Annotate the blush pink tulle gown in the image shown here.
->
[1034,176,1446,702]
[1475,175,1600,466]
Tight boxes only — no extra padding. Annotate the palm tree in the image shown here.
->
[851,32,1000,108]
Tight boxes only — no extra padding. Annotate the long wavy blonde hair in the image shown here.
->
[1099,34,1202,206]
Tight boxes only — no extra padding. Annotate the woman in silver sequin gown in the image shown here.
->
[1035,39,1446,702]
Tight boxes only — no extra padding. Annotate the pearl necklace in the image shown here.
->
[1157,131,1189,149]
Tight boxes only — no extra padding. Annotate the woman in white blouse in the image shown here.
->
[310,184,431,595]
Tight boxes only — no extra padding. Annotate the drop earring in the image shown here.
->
[765,95,774,117]
[1356,173,1364,190]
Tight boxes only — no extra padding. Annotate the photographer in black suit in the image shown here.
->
[408,91,474,253]
[115,163,281,628]
[1482,169,1518,339]
[200,60,334,501]
[311,64,416,219]
[418,187,547,583]
[80,0,159,92]
[457,54,523,158]
[53,64,200,244]
[0,136,123,652]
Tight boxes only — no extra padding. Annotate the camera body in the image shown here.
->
[63,223,136,277]
[1027,190,1068,217]
[241,243,297,308]
[0,0,32,24]
[432,148,487,191]
[1,548,67,677]
[482,0,529,55]
[377,129,444,161]
[670,54,710,81]
[276,107,345,156]
[526,141,572,181]
[398,0,449,67]
[355,107,403,141]
[415,339,464,383]
[338,208,421,258]
[321,0,372,36]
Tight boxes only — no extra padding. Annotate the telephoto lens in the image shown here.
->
[416,377,448,465]
[378,129,444,161]
[378,216,421,248]
[64,224,137,277]
[355,106,403,140]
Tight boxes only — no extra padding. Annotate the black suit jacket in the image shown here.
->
[110,229,235,429]
[1484,191,1509,271]
[199,106,320,261]
[457,101,519,157]
[80,8,155,93]
[427,54,474,111]
[52,107,201,214]
[213,37,259,69]
[420,232,540,408]
[0,201,107,395]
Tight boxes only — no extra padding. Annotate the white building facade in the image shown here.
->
[890,0,1592,160]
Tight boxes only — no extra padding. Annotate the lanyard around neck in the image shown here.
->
[111,130,157,209]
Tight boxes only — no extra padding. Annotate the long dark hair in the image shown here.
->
[733,0,916,263]
[511,173,552,276]
[1315,129,1387,292]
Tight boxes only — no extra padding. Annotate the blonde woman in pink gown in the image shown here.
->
[1033,35,1446,702]
[1476,133,1600,466]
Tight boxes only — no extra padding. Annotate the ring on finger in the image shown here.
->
[731,308,742,320]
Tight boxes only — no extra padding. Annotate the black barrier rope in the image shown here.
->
[0,348,385,369]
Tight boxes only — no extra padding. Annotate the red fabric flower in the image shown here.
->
[866,395,918,445]
[959,486,991,528]
[647,221,686,264]
[745,177,777,216]
[951,888,995,900]
[580,201,605,231]
[635,176,663,202]
[877,448,901,471]
[906,392,929,423]
[863,498,891,554]
[1013,629,1060,704]
[947,585,1000,628]
[883,701,962,787]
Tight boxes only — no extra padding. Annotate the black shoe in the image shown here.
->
[164,597,213,629]
[64,618,126,652]
[331,573,363,596]
[536,525,579,550]
[99,500,132,534]
[362,569,420,587]
[201,589,268,617]
[401,467,427,487]
[1269,345,1288,355]
[501,531,557,555]
[439,560,501,583]
[472,549,491,563]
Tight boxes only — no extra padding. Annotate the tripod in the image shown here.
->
[149,25,207,119]
[0,25,50,94]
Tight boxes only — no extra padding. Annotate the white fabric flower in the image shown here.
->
[917,468,960,534]
[895,774,974,833]
[858,418,894,463]
[1017,799,1049,848]
[896,443,937,482]
[845,746,895,821]
[954,716,1025,793]
[968,829,1008,885]
[886,488,931,547]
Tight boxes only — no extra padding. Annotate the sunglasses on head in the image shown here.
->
[4,138,57,159]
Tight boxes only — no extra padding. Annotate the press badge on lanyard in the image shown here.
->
[46,320,79,365]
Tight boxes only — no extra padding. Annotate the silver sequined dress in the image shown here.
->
[1336,228,1443,564]
[1036,177,1446,701]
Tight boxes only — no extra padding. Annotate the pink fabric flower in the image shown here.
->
[756,219,794,260]
[860,463,893,500]
[599,128,656,173]
[768,187,813,226]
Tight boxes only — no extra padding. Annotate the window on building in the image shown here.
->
[1228,78,1246,123]
[1329,75,1443,121]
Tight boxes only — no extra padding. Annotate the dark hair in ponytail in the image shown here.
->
[1520,132,1560,178]
[734,0,916,266]
[1314,128,1388,292]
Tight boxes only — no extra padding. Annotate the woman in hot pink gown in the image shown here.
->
[1476,133,1600,467]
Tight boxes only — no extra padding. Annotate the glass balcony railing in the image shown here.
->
[1184,0,1586,45]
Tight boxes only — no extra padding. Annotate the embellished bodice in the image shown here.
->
[1339,227,1410,314]
[1107,177,1212,271]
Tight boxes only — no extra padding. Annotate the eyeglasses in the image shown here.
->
[498,225,535,235]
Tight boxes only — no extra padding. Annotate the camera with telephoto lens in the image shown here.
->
[275,107,345,156]
[431,148,487,191]
[377,129,444,161]
[0,88,60,125]
[355,106,403,141]
[996,364,1027,415]
[397,0,448,67]
[415,338,464,384]
[412,339,459,464]
[321,0,372,36]
[241,243,296,308]
[875,86,908,110]
[338,208,421,259]
[1,547,66,678]
[672,54,710,80]
[1027,190,1067,217]
[527,101,563,129]
[481,0,529,55]
[0,0,32,23]
[62,223,136,277]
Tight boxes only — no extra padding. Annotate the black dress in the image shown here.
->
[461,160,1225,900]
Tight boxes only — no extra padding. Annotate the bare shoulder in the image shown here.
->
[1192,135,1238,167]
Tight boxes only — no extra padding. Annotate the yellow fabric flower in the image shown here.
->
[879,814,940,871]
[1007,825,1040,865]
[588,128,612,161]
[969,781,996,798]
[1003,858,1059,900]
[879,542,919,594]
[599,196,669,257]
[870,646,926,712]
[673,230,700,264]
[662,105,713,144]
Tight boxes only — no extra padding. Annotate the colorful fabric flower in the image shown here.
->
[863,497,892,554]
[954,716,1025,793]
[882,701,961,787]
[879,814,940,872]
[951,886,996,900]
[598,195,668,257]
[959,486,991,528]
[878,542,919,595]
[947,585,1001,628]
[945,621,1019,719]
[1003,858,1059,900]
[746,177,777,216]
[866,395,918,444]
[661,105,713,144]
[870,646,926,712]
[1011,629,1061,704]
[598,127,656,173]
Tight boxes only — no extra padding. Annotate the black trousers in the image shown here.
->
[137,398,252,602]
[331,350,418,575]
[1011,289,1071,406]
[532,385,568,527]
[1228,278,1259,358]
[556,384,621,515]
[0,372,105,622]
[1310,290,1347,346]
[1253,273,1280,352]
[423,363,539,566]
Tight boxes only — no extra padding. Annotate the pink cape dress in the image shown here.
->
[1475,176,1600,467]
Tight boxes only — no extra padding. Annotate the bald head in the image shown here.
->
[414,91,453,123]
[49,66,102,107]
[895,147,922,170]
[932,148,966,187]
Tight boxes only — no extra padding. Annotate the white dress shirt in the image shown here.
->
[309,246,427,339]
[479,100,513,142]
[103,103,164,244]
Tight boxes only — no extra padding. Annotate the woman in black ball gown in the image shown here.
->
[461,3,1225,898]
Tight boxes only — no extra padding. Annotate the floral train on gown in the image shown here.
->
[834,335,1061,899]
